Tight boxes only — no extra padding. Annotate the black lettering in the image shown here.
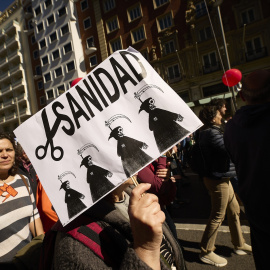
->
[119,51,147,82]
[109,57,138,94]
[93,68,120,104]
[87,75,109,108]
[75,79,104,118]
[66,92,90,129]
[52,102,75,136]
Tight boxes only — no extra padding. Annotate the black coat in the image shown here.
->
[199,125,236,179]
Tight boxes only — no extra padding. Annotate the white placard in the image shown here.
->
[14,47,202,226]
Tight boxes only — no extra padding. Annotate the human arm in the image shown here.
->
[129,183,165,270]
[29,217,44,237]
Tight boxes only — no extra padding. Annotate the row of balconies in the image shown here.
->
[0,78,24,95]
[0,107,29,124]
[0,94,27,111]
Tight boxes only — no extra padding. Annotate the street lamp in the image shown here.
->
[210,0,237,112]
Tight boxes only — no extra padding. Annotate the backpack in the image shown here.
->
[187,141,208,177]
[39,215,113,269]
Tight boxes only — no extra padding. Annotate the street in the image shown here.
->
[168,170,256,270]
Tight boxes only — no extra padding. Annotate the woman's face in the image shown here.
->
[0,138,15,174]
[212,110,222,125]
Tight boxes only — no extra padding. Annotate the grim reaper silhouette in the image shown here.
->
[106,115,153,177]
[58,171,86,219]
[78,144,115,202]
[135,85,190,153]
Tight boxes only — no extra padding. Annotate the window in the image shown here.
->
[52,49,60,60]
[61,24,69,36]
[167,64,181,81]
[83,18,91,29]
[40,96,46,105]
[81,0,88,11]
[50,32,57,43]
[245,37,265,61]
[154,0,169,8]
[203,52,217,68]
[202,52,220,73]
[37,22,44,33]
[63,42,72,54]
[110,38,122,52]
[199,26,212,41]
[103,0,115,12]
[47,14,54,25]
[35,6,41,16]
[163,40,175,55]
[44,72,51,82]
[89,55,97,67]
[86,36,95,48]
[57,84,65,95]
[37,81,43,90]
[157,13,173,31]
[107,17,118,33]
[141,49,149,60]
[46,89,54,99]
[36,65,42,75]
[241,8,255,25]
[66,61,75,72]
[131,26,146,43]
[58,6,66,17]
[42,55,49,66]
[28,20,33,30]
[31,35,36,44]
[128,4,142,22]
[33,50,39,59]
[44,0,52,9]
[39,39,46,49]
[178,91,190,103]
[196,1,207,18]
[55,67,63,78]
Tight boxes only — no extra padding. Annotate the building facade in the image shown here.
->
[0,0,269,132]
[0,0,41,132]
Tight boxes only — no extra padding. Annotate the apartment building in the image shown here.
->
[1,0,269,132]
[31,0,86,104]
[75,0,270,117]
[0,1,40,132]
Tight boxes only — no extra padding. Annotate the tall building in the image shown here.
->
[31,0,86,104]
[1,0,269,132]
[0,0,40,132]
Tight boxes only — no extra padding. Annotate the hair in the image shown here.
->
[199,105,218,128]
[241,69,270,104]
[0,132,21,176]
[209,98,226,111]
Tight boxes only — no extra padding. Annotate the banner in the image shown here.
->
[14,47,202,226]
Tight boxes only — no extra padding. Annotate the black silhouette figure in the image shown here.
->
[139,97,190,153]
[80,155,115,202]
[60,181,87,219]
[109,126,153,177]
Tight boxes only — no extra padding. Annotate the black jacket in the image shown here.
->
[224,102,270,207]
[199,125,236,179]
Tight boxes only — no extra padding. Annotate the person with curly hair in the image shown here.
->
[0,132,44,263]
[198,106,251,267]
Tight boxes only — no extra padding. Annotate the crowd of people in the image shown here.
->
[0,69,269,270]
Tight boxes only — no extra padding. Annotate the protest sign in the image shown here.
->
[14,47,202,226]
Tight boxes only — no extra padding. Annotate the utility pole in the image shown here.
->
[211,0,237,112]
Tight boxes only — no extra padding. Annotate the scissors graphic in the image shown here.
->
[35,109,64,161]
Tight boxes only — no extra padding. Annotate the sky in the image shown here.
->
[0,0,16,12]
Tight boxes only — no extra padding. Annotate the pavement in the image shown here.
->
[168,169,256,270]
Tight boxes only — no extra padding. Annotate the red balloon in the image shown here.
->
[71,77,82,87]
[222,69,242,87]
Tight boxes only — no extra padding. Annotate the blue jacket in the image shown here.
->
[199,125,236,179]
